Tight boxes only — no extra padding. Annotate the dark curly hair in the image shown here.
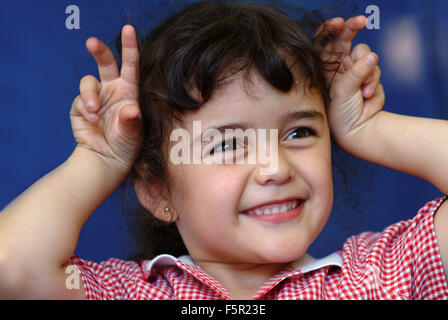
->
[116,0,366,262]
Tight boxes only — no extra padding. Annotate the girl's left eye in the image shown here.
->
[286,127,317,140]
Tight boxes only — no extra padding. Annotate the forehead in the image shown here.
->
[180,68,326,128]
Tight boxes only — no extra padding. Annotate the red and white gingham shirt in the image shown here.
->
[71,196,448,300]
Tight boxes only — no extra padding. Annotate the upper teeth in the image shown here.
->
[245,200,300,216]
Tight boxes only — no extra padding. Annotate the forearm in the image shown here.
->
[0,146,128,272]
[343,110,448,194]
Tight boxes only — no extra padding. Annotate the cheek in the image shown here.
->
[301,155,333,203]
[193,165,244,199]
[311,145,334,229]
[169,163,245,217]
[168,164,247,255]
[294,138,334,212]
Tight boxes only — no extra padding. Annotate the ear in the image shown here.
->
[133,178,178,223]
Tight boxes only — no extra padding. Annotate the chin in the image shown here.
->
[256,241,309,264]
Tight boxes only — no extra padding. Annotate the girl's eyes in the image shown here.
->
[285,127,317,140]
[208,127,317,155]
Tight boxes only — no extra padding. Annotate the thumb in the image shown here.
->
[333,52,378,96]
[118,104,142,138]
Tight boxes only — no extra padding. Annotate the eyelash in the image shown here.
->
[286,127,317,140]
[209,138,242,154]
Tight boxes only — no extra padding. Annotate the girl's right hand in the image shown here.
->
[70,25,142,173]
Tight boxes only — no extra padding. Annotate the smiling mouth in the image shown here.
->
[242,199,303,216]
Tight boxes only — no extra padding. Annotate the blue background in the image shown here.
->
[1,0,447,262]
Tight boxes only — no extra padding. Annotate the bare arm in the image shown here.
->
[0,25,142,299]
[341,110,448,283]
[353,110,448,282]
[342,110,448,195]
[0,146,128,299]
[321,17,448,283]
[320,19,448,192]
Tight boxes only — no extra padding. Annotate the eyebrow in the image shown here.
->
[278,109,325,125]
[193,108,325,144]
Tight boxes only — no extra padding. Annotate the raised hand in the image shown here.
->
[70,25,142,172]
[316,16,385,149]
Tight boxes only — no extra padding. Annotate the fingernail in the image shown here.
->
[366,53,377,66]
[88,113,97,122]
[86,100,95,111]
[362,86,371,96]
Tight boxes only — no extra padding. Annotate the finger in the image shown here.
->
[86,37,120,82]
[316,18,344,63]
[364,83,385,118]
[320,16,367,59]
[70,95,99,123]
[362,65,381,98]
[370,83,385,105]
[70,95,83,117]
[118,104,142,137]
[314,17,344,41]
[329,16,367,57]
[337,43,371,74]
[332,52,378,96]
[349,43,378,97]
[120,25,140,85]
[336,16,367,45]
[79,75,101,113]
[351,43,372,61]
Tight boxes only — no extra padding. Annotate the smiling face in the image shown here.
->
[165,68,334,266]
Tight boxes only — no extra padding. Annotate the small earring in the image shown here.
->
[163,206,175,222]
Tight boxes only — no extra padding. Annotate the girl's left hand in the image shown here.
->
[316,16,385,150]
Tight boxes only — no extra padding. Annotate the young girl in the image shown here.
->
[1,0,447,300]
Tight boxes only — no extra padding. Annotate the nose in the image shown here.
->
[254,148,295,186]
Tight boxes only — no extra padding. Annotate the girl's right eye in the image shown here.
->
[210,137,242,154]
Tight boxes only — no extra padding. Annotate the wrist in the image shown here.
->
[332,110,387,159]
[69,145,131,187]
